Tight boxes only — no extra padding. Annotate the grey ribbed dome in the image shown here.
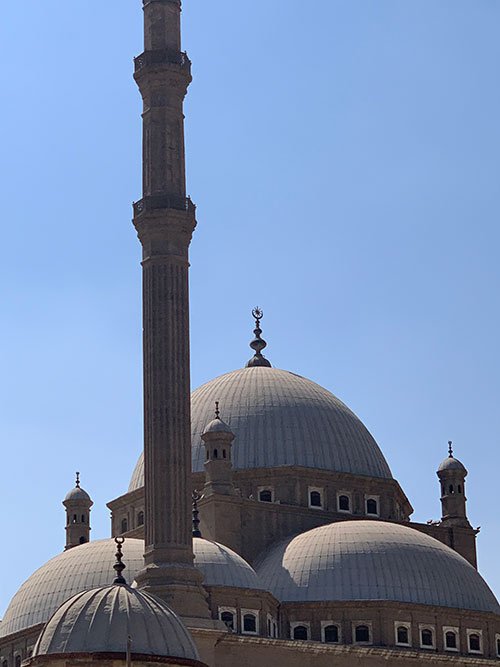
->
[129,366,392,491]
[438,456,467,473]
[64,486,91,502]
[0,539,145,638]
[0,537,265,640]
[33,584,200,661]
[255,521,500,613]
[193,538,263,590]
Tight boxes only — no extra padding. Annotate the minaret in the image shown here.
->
[437,441,470,527]
[132,0,208,617]
[63,473,93,550]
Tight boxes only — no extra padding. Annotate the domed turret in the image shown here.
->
[31,539,204,666]
[63,473,93,550]
[437,441,470,527]
[202,402,236,496]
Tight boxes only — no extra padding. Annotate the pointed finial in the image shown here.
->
[448,440,453,458]
[215,401,220,420]
[192,490,202,538]
[75,472,80,488]
[245,307,272,368]
[113,537,127,584]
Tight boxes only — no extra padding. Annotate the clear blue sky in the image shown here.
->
[1,1,499,616]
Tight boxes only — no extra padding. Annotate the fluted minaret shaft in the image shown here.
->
[132,2,207,616]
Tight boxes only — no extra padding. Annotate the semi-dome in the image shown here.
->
[0,537,264,639]
[129,366,392,491]
[255,520,500,613]
[33,584,200,662]
[193,537,263,590]
[0,539,145,638]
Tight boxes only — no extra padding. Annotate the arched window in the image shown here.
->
[421,628,434,647]
[468,633,481,652]
[243,613,257,634]
[355,625,370,643]
[338,495,350,512]
[3,659,9,667]
[458,484,462,493]
[15,657,21,667]
[259,489,273,503]
[81,514,85,523]
[366,498,378,515]
[496,636,500,656]
[213,449,218,459]
[310,491,322,508]
[72,514,77,524]
[220,611,234,630]
[397,626,409,645]
[137,511,144,526]
[323,624,339,643]
[449,484,454,494]
[292,625,308,641]
[79,536,87,545]
[445,631,457,649]
[222,449,226,459]
[121,518,128,534]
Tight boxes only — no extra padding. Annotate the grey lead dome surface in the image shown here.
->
[34,584,199,661]
[255,520,500,613]
[129,366,392,490]
[0,539,145,638]
[0,537,264,638]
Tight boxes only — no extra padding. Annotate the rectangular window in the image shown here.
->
[337,492,352,513]
[419,624,435,649]
[241,609,259,635]
[467,629,483,654]
[394,622,411,646]
[308,487,324,509]
[443,626,459,652]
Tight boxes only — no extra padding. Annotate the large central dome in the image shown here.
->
[129,366,392,491]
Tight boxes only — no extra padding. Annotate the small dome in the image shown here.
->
[255,521,500,613]
[438,456,467,474]
[129,366,392,490]
[202,418,234,436]
[64,486,91,502]
[193,538,263,590]
[33,584,200,662]
[0,539,145,638]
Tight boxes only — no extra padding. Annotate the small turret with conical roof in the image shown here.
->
[437,441,470,528]
[202,402,236,496]
[63,472,93,550]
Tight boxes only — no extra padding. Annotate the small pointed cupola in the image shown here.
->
[437,441,470,527]
[246,307,272,368]
[63,472,93,550]
[202,402,236,496]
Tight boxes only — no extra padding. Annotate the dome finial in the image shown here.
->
[246,307,272,368]
[113,537,127,584]
[75,471,80,488]
[192,490,202,538]
[215,401,220,420]
[448,440,453,458]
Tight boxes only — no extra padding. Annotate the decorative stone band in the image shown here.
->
[24,653,208,667]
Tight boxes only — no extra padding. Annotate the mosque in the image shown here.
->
[1,1,499,666]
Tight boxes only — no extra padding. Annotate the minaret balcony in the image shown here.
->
[133,195,196,217]
[134,49,191,74]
